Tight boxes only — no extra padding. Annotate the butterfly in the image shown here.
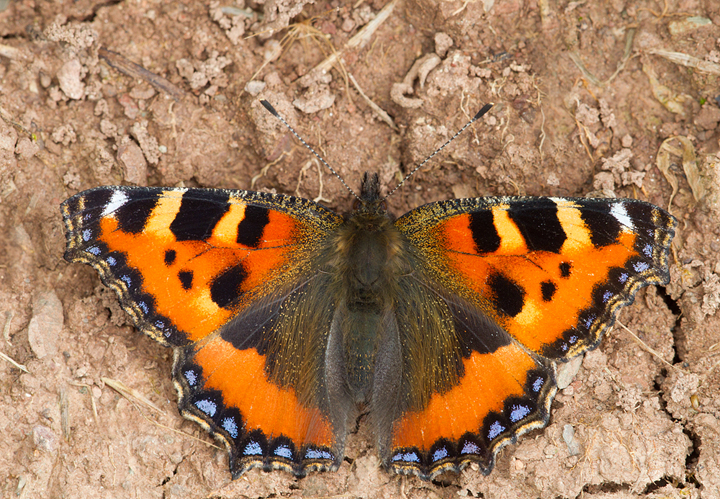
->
[61,101,676,480]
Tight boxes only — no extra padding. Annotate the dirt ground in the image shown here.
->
[1,0,720,498]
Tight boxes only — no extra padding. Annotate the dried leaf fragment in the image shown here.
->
[642,62,692,116]
[656,136,707,211]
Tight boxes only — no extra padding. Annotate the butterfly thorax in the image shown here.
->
[332,172,404,306]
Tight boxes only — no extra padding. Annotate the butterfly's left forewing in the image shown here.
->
[389,195,675,478]
[62,186,346,476]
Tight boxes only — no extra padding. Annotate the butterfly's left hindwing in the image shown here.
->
[62,186,346,476]
[387,195,675,478]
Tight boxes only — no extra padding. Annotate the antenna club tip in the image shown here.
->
[260,100,279,117]
[473,103,493,121]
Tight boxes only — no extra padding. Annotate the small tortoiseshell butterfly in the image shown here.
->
[61,101,676,480]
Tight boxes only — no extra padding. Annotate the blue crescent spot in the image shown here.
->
[194,399,216,417]
[509,404,531,423]
[305,448,333,460]
[584,314,596,329]
[392,451,420,463]
[487,420,505,440]
[461,441,480,455]
[633,261,650,272]
[643,244,653,258]
[82,229,92,241]
[222,417,239,438]
[432,447,449,462]
[244,440,262,455]
[86,246,101,255]
[532,376,545,393]
[274,445,293,459]
[184,369,197,386]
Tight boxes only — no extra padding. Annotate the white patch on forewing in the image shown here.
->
[101,190,130,218]
[550,197,569,205]
[611,202,634,230]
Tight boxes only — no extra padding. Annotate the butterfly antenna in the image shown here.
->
[382,103,494,202]
[260,100,361,202]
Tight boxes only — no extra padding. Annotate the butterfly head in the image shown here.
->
[352,172,388,215]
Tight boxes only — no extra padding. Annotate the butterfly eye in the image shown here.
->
[353,199,362,211]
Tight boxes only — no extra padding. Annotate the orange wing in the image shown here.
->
[62,186,344,476]
[387,196,675,478]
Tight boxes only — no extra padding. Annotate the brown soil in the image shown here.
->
[1,1,719,498]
